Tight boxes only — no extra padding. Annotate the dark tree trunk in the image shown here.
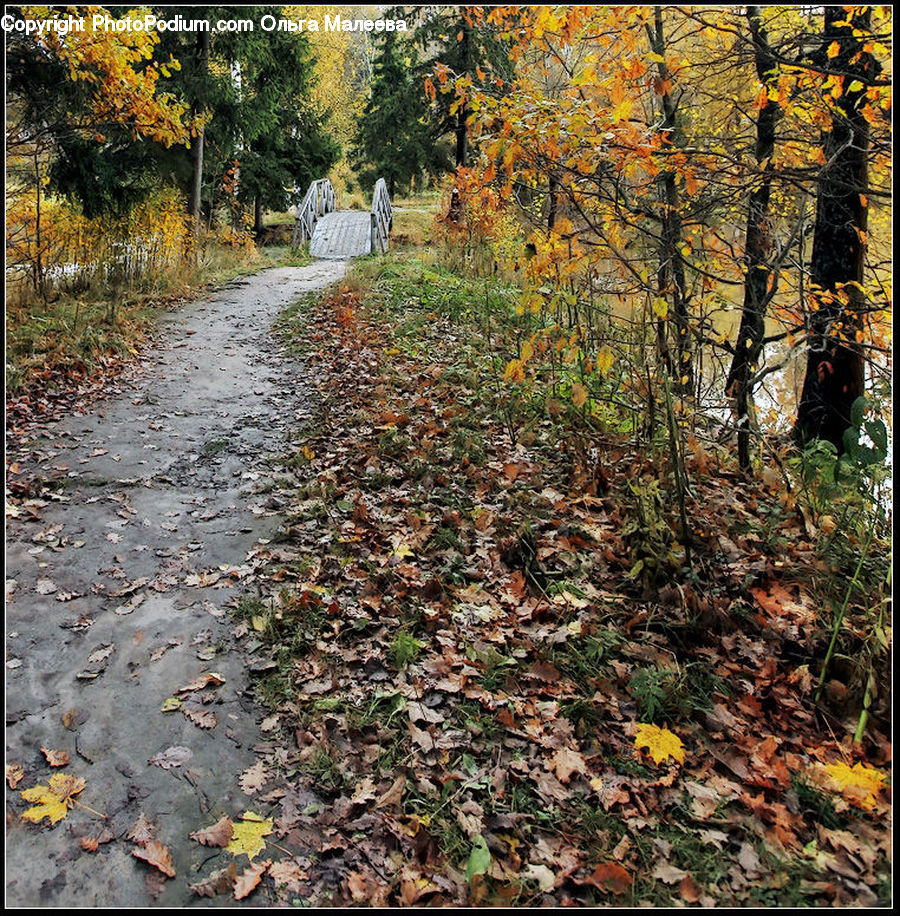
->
[254,195,263,237]
[794,7,876,450]
[547,171,559,231]
[726,6,778,470]
[648,9,692,393]
[455,21,470,168]
[189,27,210,245]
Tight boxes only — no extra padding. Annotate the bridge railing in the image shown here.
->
[292,178,336,252]
[370,178,392,254]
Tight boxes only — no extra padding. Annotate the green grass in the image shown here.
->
[6,238,269,397]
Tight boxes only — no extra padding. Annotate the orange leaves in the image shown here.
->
[579,861,632,896]
[20,6,189,148]
[132,840,177,877]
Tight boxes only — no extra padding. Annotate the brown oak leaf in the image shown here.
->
[268,860,308,894]
[6,763,25,789]
[234,859,270,900]
[132,840,176,877]
[127,812,158,845]
[550,746,588,783]
[41,747,71,767]
[191,815,234,848]
[190,863,238,898]
[183,707,217,730]
[239,761,268,795]
[176,672,225,695]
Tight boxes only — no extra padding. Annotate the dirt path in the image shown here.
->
[5,261,347,906]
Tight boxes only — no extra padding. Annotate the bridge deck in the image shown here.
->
[309,211,371,259]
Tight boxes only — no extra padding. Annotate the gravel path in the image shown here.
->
[5,261,347,906]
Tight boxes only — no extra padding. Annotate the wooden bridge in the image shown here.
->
[291,178,392,259]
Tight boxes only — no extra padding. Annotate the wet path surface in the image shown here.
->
[5,261,347,906]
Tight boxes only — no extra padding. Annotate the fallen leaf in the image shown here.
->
[234,859,270,899]
[149,746,193,770]
[634,723,685,766]
[268,860,308,894]
[6,763,25,788]
[466,834,491,882]
[87,644,115,664]
[239,761,268,795]
[226,811,273,860]
[79,827,115,852]
[551,746,588,783]
[522,863,557,891]
[132,839,176,877]
[190,863,238,897]
[35,578,57,595]
[21,773,86,825]
[127,812,157,845]
[176,672,225,695]
[41,747,71,767]
[679,873,702,903]
[183,707,217,730]
[652,861,688,884]
[192,816,234,848]
[160,697,182,713]
[815,761,888,810]
[376,775,407,810]
[582,861,632,896]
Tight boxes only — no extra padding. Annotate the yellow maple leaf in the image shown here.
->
[21,773,86,825]
[226,811,273,860]
[634,723,685,766]
[820,761,887,810]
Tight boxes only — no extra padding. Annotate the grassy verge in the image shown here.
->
[235,245,890,907]
[5,237,310,402]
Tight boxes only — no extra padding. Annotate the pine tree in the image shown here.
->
[351,30,447,197]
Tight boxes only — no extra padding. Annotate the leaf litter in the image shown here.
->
[221,272,891,906]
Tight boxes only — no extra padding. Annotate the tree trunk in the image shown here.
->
[254,195,264,238]
[648,9,692,394]
[547,170,559,231]
[726,6,778,470]
[189,28,210,247]
[794,8,876,450]
[455,20,471,168]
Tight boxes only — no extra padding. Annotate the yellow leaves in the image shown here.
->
[596,345,615,376]
[827,40,841,59]
[226,812,274,861]
[634,723,685,766]
[520,338,535,363]
[21,773,86,825]
[813,761,888,811]
[504,358,525,383]
[652,297,669,319]
[611,98,633,123]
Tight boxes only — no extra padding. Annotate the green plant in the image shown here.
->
[622,477,683,588]
[628,662,728,723]
[389,630,424,669]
